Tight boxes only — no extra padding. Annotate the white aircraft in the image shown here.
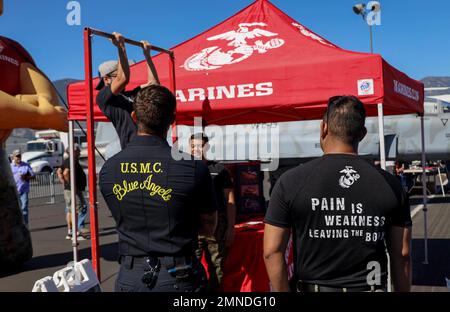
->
[92,94,450,169]
[175,98,450,164]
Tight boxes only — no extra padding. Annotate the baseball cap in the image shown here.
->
[95,59,136,90]
[95,60,118,90]
[12,149,22,157]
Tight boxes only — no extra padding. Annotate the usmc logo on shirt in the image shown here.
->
[339,166,360,189]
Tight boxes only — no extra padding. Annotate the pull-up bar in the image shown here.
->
[89,28,174,56]
[81,27,176,279]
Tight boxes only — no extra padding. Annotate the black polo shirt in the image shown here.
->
[60,158,86,191]
[96,85,139,149]
[99,135,218,257]
[265,154,412,288]
[207,161,233,214]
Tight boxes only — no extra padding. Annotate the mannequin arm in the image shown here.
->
[18,62,59,103]
[0,90,66,130]
[0,62,68,133]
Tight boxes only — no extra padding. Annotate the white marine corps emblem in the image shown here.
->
[183,22,285,71]
[291,22,335,47]
[0,42,4,54]
[339,166,360,189]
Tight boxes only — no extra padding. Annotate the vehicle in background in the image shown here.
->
[22,130,65,173]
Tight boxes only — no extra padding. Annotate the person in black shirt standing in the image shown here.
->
[96,32,160,150]
[100,85,218,292]
[190,133,236,291]
[264,96,412,292]
[57,145,88,239]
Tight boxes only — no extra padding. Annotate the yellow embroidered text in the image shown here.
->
[113,174,172,202]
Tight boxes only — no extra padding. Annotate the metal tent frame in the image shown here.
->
[377,103,428,266]
[68,28,176,279]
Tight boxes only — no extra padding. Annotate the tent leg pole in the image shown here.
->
[169,52,177,144]
[378,103,391,290]
[437,166,445,197]
[69,120,78,263]
[420,116,428,264]
[84,27,101,279]
[377,103,386,170]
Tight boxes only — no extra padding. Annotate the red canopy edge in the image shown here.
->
[67,0,424,124]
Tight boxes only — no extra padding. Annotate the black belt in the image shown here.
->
[119,255,195,270]
[296,281,385,293]
[119,255,199,289]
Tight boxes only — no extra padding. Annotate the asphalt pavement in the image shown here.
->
[0,193,449,292]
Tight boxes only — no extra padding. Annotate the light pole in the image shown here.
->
[353,2,381,53]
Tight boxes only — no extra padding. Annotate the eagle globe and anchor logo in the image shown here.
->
[183,22,285,71]
[339,166,360,189]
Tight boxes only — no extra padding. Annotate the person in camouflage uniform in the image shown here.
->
[190,133,236,291]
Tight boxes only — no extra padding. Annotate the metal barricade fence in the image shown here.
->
[29,172,64,203]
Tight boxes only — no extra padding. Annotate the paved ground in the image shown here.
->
[411,198,450,292]
[0,194,119,292]
[0,193,449,292]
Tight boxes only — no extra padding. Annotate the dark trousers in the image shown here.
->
[115,256,207,292]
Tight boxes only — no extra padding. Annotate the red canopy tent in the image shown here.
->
[67,0,428,282]
[68,0,424,125]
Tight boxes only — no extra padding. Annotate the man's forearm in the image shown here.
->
[117,46,130,83]
[110,43,130,95]
[391,255,411,292]
[226,203,236,228]
[199,212,217,237]
[144,53,160,86]
[57,176,65,185]
[389,226,412,292]
[264,252,290,292]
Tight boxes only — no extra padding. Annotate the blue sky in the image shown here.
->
[1,0,448,81]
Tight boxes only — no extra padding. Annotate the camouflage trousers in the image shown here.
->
[195,213,228,292]
[0,147,33,266]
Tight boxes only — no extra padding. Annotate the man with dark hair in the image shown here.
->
[99,85,218,292]
[190,133,236,291]
[264,95,412,292]
[133,86,176,134]
[96,32,160,150]
[57,145,88,240]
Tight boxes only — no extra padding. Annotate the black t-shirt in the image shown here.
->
[96,85,139,150]
[61,158,87,191]
[99,135,218,257]
[208,161,233,214]
[265,154,412,288]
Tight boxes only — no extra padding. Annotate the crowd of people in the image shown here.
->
[3,27,414,292]
[89,33,412,293]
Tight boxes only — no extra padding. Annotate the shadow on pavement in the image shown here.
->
[410,196,450,205]
[412,238,450,287]
[30,224,67,233]
[0,242,118,279]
